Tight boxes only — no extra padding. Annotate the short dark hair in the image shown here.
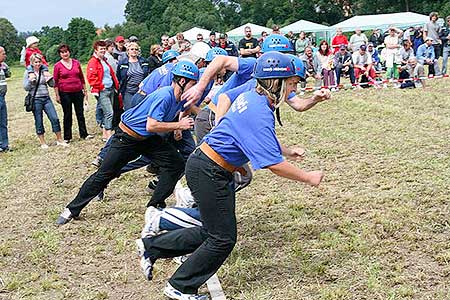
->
[58,44,71,53]
[93,40,107,50]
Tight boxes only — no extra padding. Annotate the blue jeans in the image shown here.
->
[122,91,135,111]
[33,97,61,135]
[0,95,8,149]
[97,88,114,130]
[442,46,450,74]
[95,100,104,127]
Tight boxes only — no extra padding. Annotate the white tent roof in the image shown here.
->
[172,27,217,42]
[227,23,272,38]
[332,12,433,32]
[281,20,331,34]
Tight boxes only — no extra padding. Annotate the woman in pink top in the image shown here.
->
[54,44,92,142]
[331,28,349,53]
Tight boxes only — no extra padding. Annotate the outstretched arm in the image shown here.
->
[268,161,324,186]
[286,89,331,112]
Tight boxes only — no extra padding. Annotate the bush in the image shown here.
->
[45,44,60,64]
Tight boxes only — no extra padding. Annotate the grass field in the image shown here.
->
[0,64,449,300]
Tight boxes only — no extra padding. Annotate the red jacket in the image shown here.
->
[86,54,119,94]
[25,48,48,67]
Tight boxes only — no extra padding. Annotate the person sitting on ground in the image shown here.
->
[398,57,425,89]
[315,40,336,90]
[352,44,377,85]
[334,45,355,86]
[23,53,68,149]
[416,37,441,76]
[367,43,382,72]
[299,46,322,88]
[349,28,368,52]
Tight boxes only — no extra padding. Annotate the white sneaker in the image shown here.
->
[40,144,49,149]
[174,183,195,208]
[135,239,153,281]
[56,141,69,147]
[163,282,209,300]
[142,206,163,238]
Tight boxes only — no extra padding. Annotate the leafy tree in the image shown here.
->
[37,26,66,54]
[65,17,97,61]
[0,18,22,61]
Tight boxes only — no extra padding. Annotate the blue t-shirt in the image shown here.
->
[101,60,113,88]
[210,57,256,106]
[140,63,175,95]
[121,86,182,137]
[204,90,284,170]
[223,78,295,104]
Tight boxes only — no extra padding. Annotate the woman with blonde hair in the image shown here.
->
[148,44,163,73]
[117,42,150,110]
[23,53,67,148]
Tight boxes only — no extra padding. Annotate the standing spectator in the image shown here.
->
[24,36,48,67]
[129,36,139,43]
[218,33,238,57]
[315,40,336,89]
[369,29,384,48]
[402,26,415,42]
[196,33,204,42]
[178,39,192,53]
[299,46,322,88]
[272,25,281,34]
[105,40,118,76]
[173,33,185,51]
[53,44,92,142]
[87,40,119,140]
[23,53,67,148]
[352,45,377,84]
[423,12,442,74]
[412,26,424,54]
[168,38,176,50]
[0,47,10,152]
[383,27,402,80]
[258,31,268,47]
[287,31,297,54]
[239,26,260,58]
[161,35,171,51]
[207,31,217,48]
[349,28,368,52]
[331,28,349,53]
[367,43,382,71]
[117,42,150,110]
[439,16,450,74]
[148,44,164,73]
[295,31,310,56]
[113,36,126,60]
[416,37,441,76]
[334,45,355,85]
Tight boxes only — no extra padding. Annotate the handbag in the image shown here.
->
[24,69,42,112]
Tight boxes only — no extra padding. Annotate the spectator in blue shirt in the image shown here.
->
[416,37,441,75]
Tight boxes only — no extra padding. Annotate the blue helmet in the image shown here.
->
[205,47,228,62]
[252,52,296,79]
[162,50,180,64]
[286,54,305,79]
[261,34,294,53]
[171,60,199,81]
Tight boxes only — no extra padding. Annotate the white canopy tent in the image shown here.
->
[226,23,272,42]
[281,20,331,34]
[171,27,218,43]
[332,12,440,33]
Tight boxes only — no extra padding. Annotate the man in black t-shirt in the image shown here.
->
[238,26,260,58]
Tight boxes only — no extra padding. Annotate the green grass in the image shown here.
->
[0,64,449,299]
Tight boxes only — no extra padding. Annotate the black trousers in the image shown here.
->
[142,149,236,294]
[60,91,88,140]
[67,129,185,216]
[429,44,442,75]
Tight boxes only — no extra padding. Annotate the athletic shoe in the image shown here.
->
[163,282,209,300]
[0,147,11,153]
[173,255,190,265]
[83,134,94,140]
[174,182,195,208]
[91,156,103,168]
[141,206,163,237]
[56,141,69,147]
[93,190,104,201]
[56,208,78,225]
[135,239,153,281]
[40,144,49,149]
[146,179,159,192]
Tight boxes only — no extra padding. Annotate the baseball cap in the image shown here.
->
[339,44,347,50]
[210,31,216,36]
[425,37,434,42]
[219,33,226,39]
[360,44,367,51]
[129,35,138,42]
[115,36,125,42]
[367,43,374,47]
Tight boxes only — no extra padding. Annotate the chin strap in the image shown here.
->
[175,79,189,94]
[275,107,283,127]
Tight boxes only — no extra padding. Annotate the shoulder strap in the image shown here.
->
[31,68,42,100]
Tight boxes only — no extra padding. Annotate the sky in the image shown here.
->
[1,0,127,32]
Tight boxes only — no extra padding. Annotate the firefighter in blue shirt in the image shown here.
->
[135,52,324,300]
[56,61,200,225]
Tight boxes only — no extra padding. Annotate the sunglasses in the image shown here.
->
[129,48,138,51]
[162,39,168,42]
[197,37,203,40]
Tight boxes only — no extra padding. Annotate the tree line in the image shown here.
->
[1,0,449,63]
